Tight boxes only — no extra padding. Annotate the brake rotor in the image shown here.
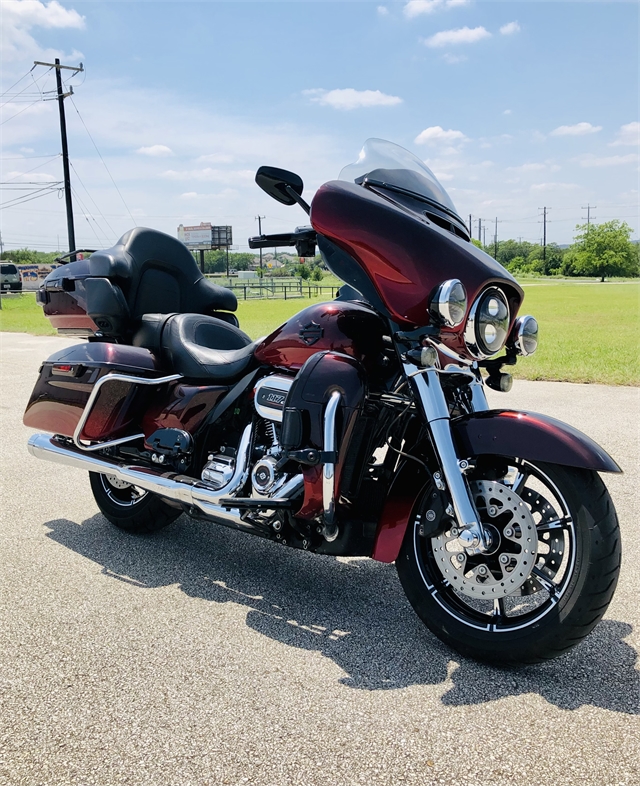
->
[105,474,132,490]
[430,480,538,599]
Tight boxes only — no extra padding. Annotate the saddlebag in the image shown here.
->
[23,342,160,442]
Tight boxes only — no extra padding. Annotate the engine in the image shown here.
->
[201,375,296,500]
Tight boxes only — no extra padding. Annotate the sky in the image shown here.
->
[1,0,638,255]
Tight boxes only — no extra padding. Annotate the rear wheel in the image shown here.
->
[89,472,182,533]
[396,460,621,664]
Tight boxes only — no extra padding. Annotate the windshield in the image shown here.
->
[339,138,460,218]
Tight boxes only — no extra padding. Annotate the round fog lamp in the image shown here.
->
[430,279,467,327]
[513,315,539,356]
[464,287,510,359]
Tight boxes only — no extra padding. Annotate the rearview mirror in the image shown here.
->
[255,166,304,206]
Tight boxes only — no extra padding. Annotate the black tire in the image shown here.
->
[89,471,182,534]
[396,460,621,664]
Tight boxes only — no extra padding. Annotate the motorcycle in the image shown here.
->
[24,138,621,664]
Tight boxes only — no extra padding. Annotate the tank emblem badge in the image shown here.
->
[299,321,323,345]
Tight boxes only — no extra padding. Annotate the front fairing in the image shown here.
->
[310,179,522,355]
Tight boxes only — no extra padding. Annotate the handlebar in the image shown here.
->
[248,226,316,257]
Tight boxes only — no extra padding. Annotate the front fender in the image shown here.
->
[371,407,620,565]
[451,409,621,474]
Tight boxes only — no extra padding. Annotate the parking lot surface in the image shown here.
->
[1,332,638,786]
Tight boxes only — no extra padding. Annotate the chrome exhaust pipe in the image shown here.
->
[27,426,302,526]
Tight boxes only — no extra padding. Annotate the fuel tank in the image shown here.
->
[254,300,388,372]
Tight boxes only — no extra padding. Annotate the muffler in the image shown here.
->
[27,427,303,527]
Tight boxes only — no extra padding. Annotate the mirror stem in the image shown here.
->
[285,185,311,215]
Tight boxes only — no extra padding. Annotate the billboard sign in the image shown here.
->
[178,222,213,249]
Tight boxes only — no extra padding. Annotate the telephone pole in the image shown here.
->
[255,215,265,272]
[478,217,482,243]
[494,217,499,260]
[582,204,596,233]
[468,214,472,237]
[34,59,83,261]
[538,206,549,263]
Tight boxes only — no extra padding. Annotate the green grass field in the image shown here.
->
[1,281,638,385]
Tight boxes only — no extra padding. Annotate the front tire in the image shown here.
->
[89,472,182,534]
[396,461,621,664]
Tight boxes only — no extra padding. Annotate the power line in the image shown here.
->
[68,95,137,227]
[0,67,52,110]
[0,99,47,127]
[69,160,118,239]
[2,155,61,183]
[0,67,37,101]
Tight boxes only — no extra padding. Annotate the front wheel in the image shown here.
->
[396,460,621,664]
[89,472,182,533]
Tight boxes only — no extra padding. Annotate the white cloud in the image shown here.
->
[136,145,173,157]
[503,109,512,115]
[1,0,84,63]
[160,168,254,183]
[377,5,389,16]
[304,88,402,110]
[423,26,491,48]
[577,153,639,168]
[404,0,441,17]
[609,122,640,147]
[500,21,521,36]
[550,122,602,137]
[6,170,57,182]
[403,0,470,17]
[415,126,468,145]
[507,162,547,172]
[443,53,467,64]
[433,171,454,181]
[531,182,579,192]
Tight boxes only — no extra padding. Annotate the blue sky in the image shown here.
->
[1,0,638,253]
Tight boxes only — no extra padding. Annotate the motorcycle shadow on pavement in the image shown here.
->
[45,512,639,715]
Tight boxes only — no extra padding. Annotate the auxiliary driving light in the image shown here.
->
[512,315,539,356]
[430,279,467,327]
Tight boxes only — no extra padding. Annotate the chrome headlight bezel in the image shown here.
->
[512,315,539,356]
[464,287,511,359]
[429,279,467,328]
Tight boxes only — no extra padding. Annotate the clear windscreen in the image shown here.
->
[338,138,460,217]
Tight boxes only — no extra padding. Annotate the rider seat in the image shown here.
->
[134,313,257,382]
[89,227,237,319]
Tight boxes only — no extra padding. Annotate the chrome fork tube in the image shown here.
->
[403,363,489,552]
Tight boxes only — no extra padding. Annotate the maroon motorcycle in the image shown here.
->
[25,139,621,663]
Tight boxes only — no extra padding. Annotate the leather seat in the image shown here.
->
[135,313,257,382]
[89,227,237,319]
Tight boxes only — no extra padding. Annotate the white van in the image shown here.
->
[0,262,22,292]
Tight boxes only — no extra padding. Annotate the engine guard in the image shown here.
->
[371,408,621,564]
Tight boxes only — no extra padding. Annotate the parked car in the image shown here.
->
[1,262,22,292]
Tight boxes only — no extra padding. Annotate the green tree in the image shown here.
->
[570,220,638,281]
[295,263,311,280]
[311,266,323,282]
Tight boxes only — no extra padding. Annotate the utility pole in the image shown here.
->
[538,206,549,263]
[255,215,265,273]
[494,217,498,260]
[582,204,596,233]
[478,217,482,243]
[468,214,472,237]
[34,59,83,261]
[482,224,487,247]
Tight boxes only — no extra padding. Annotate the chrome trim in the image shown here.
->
[253,375,294,423]
[73,372,182,452]
[322,391,341,542]
[464,287,510,360]
[404,363,489,553]
[430,278,467,327]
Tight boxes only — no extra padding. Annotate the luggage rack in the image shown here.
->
[73,372,182,452]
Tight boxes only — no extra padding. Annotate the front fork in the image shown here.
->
[403,362,490,554]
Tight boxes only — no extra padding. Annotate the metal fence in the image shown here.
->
[223,280,338,300]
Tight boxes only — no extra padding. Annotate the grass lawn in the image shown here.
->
[2,281,638,385]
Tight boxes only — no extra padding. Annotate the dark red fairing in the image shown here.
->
[23,343,157,439]
[311,181,523,353]
[254,301,387,372]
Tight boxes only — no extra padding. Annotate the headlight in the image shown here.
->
[512,315,539,356]
[430,279,467,327]
[464,288,510,358]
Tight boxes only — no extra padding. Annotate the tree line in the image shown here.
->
[475,220,639,280]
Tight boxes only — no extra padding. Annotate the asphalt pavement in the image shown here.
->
[1,332,638,786]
